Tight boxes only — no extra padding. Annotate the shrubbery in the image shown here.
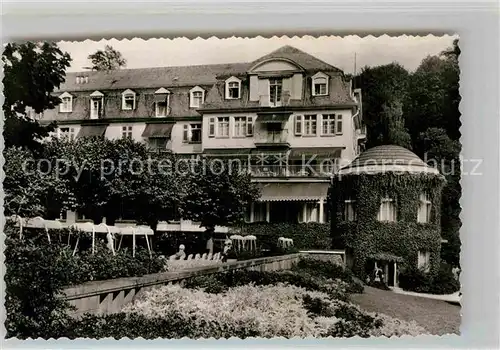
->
[398,265,460,295]
[4,223,166,339]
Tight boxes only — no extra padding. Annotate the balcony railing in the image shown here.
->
[254,130,289,145]
[249,164,337,178]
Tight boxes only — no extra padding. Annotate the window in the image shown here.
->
[246,116,254,136]
[155,88,170,117]
[190,123,202,143]
[344,199,356,221]
[149,138,168,151]
[156,100,169,117]
[377,196,397,222]
[417,193,432,223]
[269,78,283,106]
[217,117,230,137]
[417,251,431,272]
[336,115,343,135]
[312,72,329,96]
[322,114,336,135]
[228,82,240,99]
[122,90,136,110]
[294,115,303,135]
[90,98,103,119]
[122,126,133,139]
[59,93,73,113]
[304,115,317,136]
[225,76,242,99]
[301,203,319,223]
[208,117,216,137]
[190,86,205,108]
[234,117,247,137]
[59,127,75,140]
[183,123,202,143]
[314,77,327,95]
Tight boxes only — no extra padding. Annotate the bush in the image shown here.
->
[4,223,166,339]
[399,266,460,295]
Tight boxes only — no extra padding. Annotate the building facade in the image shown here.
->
[41,45,365,230]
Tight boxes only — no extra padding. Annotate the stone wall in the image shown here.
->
[64,253,303,317]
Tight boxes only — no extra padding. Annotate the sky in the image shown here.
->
[58,35,458,74]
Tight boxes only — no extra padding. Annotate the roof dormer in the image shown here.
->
[121,89,136,110]
[225,76,241,99]
[189,86,205,108]
[312,72,329,96]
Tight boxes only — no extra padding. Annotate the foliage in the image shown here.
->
[354,40,462,268]
[2,41,71,153]
[4,223,165,339]
[330,172,445,277]
[238,222,331,250]
[179,159,260,233]
[87,45,126,71]
[354,63,410,149]
[39,137,182,226]
[3,147,71,217]
[398,265,460,295]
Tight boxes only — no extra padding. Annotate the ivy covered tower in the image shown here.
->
[329,145,446,287]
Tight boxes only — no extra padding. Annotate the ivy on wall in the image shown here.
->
[329,172,445,278]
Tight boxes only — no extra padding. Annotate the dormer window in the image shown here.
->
[121,89,136,110]
[89,91,104,119]
[190,86,205,108]
[154,88,171,117]
[312,72,329,96]
[225,76,241,99]
[59,92,73,113]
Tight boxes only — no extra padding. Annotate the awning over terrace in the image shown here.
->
[77,124,108,138]
[257,182,329,201]
[142,123,174,138]
[203,148,251,157]
[289,147,343,159]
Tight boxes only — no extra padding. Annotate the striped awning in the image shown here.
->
[289,147,343,159]
[257,182,329,202]
[154,93,169,102]
[77,124,107,138]
[142,123,174,138]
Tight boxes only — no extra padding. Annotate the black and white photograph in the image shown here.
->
[3,33,463,339]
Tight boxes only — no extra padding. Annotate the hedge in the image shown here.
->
[237,222,331,250]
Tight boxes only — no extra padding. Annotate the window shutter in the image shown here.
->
[208,117,216,137]
[336,115,343,134]
[318,114,323,136]
[246,116,253,136]
[294,115,303,135]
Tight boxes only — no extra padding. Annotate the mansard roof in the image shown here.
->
[57,46,344,93]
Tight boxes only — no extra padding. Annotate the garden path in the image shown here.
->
[350,286,461,335]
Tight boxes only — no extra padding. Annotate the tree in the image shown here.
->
[354,63,410,148]
[406,40,462,268]
[87,45,126,71]
[40,137,181,226]
[179,159,260,236]
[3,147,70,218]
[2,42,71,153]
[378,99,412,148]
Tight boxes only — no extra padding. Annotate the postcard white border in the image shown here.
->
[1,1,499,349]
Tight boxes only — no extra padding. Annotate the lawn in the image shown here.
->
[350,286,461,335]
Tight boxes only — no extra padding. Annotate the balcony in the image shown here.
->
[254,130,289,147]
[249,164,336,178]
